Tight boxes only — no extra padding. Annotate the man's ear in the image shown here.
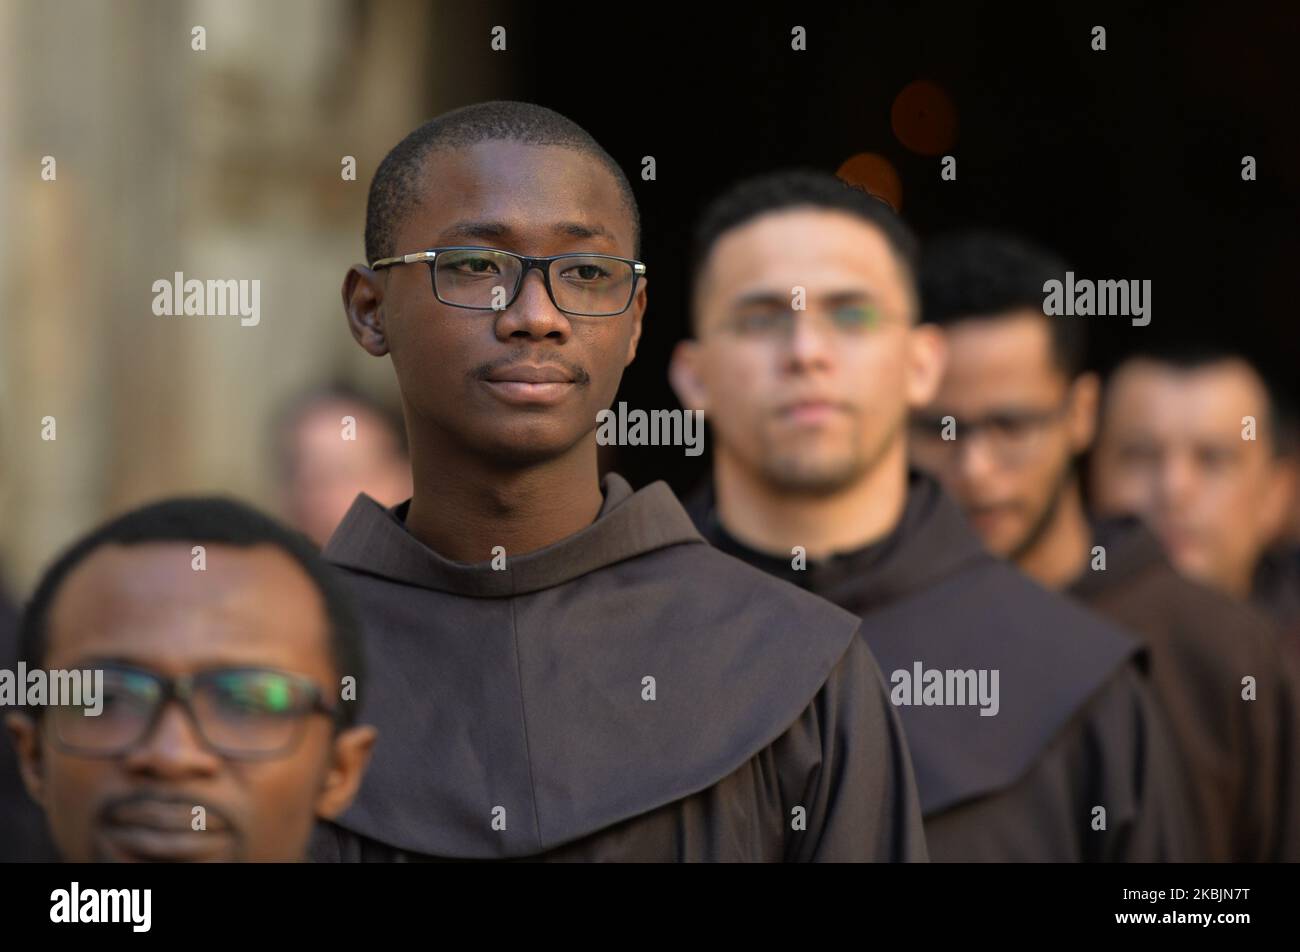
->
[5,713,45,806]
[669,338,709,415]
[905,323,948,409]
[1069,371,1101,453]
[624,279,647,367]
[343,266,390,357]
[314,725,377,820]
[1257,452,1298,548]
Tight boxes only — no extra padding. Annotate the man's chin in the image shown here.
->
[762,456,864,496]
[969,516,1024,559]
[469,424,591,468]
[1162,546,1217,587]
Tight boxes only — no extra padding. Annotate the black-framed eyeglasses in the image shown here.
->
[909,401,1072,467]
[370,245,647,317]
[43,663,338,760]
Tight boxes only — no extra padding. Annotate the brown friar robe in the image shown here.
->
[1253,546,1300,658]
[309,474,927,862]
[1070,517,1300,861]
[688,471,1196,862]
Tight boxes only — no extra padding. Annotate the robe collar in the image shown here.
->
[1069,515,1167,600]
[687,469,1141,816]
[325,473,704,597]
[685,469,988,610]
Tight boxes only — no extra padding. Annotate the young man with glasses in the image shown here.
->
[5,497,376,862]
[670,172,1192,860]
[310,101,927,862]
[914,230,1300,860]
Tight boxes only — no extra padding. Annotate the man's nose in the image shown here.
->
[494,267,572,342]
[1156,454,1197,511]
[954,428,1001,483]
[785,313,835,370]
[121,702,222,779]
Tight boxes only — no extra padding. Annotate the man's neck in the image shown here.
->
[1016,482,1092,590]
[1217,564,1256,601]
[403,435,604,564]
[713,442,908,560]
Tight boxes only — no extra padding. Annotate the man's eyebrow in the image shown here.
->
[54,653,164,676]
[436,221,512,243]
[728,288,877,309]
[550,221,617,243]
[433,220,619,246]
[64,653,284,672]
[819,289,878,307]
[730,290,793,309]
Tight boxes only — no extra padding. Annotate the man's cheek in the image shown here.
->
[731,405,768,451]
[1111,473,1150,512]
[251,748,333,855]
[46,762,103,853]
[240,771,303,859]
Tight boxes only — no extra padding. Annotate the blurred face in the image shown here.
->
[1091,358,1290,595]
[672,208,942,494]
[912,312,1097,558]
[6,543,374,862]
[346,140,645,468]
[283,400,412,547]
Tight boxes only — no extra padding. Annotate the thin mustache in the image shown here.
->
[471,353,590,386]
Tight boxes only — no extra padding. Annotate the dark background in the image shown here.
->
[465,1,1299,493]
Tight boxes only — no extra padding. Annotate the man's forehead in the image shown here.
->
[400,140,633,252]
[1107,361,1266,437]
[703,208,904,300]
[44,543,334,677]
[945,311,1057,373]
[1116,360,1264,409]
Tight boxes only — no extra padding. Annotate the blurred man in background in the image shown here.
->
[672,172,1190,861]
[5,498,375,862]
[1091,348,1300,648]
[914,231,1300,860]
[275,382,413,549]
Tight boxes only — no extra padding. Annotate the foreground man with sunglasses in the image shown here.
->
[5,498,376,862]
[310,101,927,862]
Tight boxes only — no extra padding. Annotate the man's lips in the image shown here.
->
[481,364,579,406]
[775,399,851,425]
[105,799,229,831]
[99,800,234,862]
[484,364,575,384]
[965,503,1021,534]
[99,825,234,862]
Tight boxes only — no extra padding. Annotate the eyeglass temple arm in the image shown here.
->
[369,251,438,270]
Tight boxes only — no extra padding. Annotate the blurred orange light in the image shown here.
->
[836,152,903,212]
[891,80,958,156]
